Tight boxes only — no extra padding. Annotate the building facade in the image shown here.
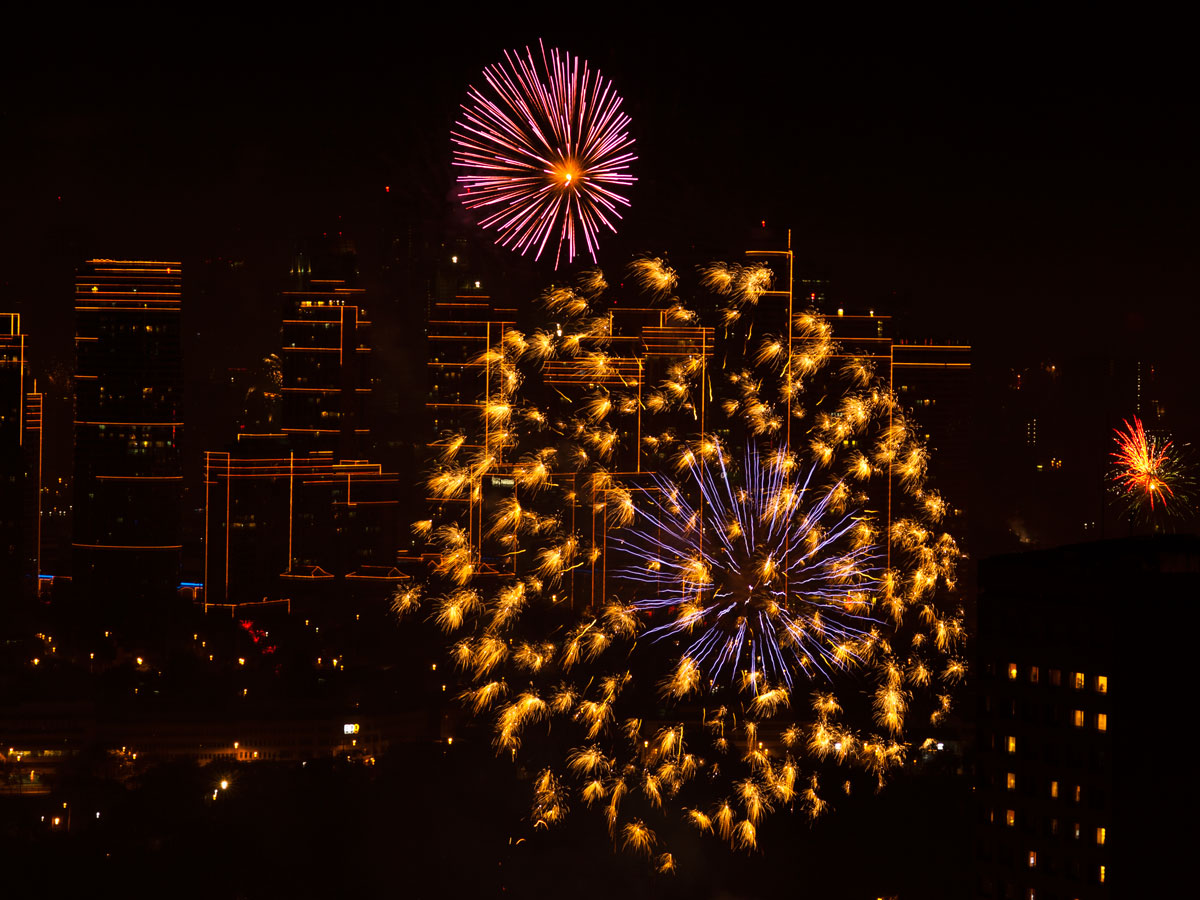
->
[72,260,183,611]
[1,313,43,607]
[203,442,401,607]
[975,536,1200,898]
[280,253,372,460]
[198,246,400,612]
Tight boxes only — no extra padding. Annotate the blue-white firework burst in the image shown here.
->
[611,443,882,687]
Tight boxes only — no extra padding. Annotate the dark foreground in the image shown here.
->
[0,738,971,900]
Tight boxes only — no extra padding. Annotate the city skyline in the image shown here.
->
[0,21,1192,895]
[6,30,1195,521]
[6,27,1194,347]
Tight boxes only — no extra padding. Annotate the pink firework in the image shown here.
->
[452,41,637,267]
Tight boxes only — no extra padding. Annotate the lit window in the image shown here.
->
[1097,713,1107,732]
[1029,850,1037,868]
[1050,669,1062,686]
[1007,736,1017,754]
[1074,785,1081,803]
[1074,822,1081,839]
[1008,663,1018,680]
[1096,826,1106,846]
[1050,780,1058,798]
[1029,666,1039,684]
[1007,772,1016,791]
[1073,709,1085,727]
[1006,809,1016,827]
[1096,674,1107,694]
[1099,865,1106,884]
[1026,891,1035,900]
[1074,671,1086,690]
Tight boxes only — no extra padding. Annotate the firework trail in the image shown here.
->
[452,41,637,267]
[396,259,964,863]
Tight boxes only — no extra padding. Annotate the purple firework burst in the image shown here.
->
[612,444,882,687]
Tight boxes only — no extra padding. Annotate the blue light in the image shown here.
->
[610,443,881,686]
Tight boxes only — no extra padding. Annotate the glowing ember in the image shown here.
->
[396,258,964,863]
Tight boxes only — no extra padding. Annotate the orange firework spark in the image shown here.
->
[396,257,966,867]
[1110,417,1187,516]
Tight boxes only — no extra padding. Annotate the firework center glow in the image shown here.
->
[613,444,882,686]
[451,41,636,267]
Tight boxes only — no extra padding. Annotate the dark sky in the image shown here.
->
[3,18,1196,553]
[4,21,1194,349]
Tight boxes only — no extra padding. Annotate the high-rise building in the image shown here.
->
[72,259,183,610]
[419,235,972,610]
[280,253,372,460]
[973,536,1200,898]
[424,240,518,452]
[1,313,43,606]
[203,442,401,608]
[421,237,518,570]
[748,241,973,550]
[197,245,400,613]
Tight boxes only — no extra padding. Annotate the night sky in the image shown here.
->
[6,23,1195,336]
[3,18,1197,545]
[0,16,1191,897]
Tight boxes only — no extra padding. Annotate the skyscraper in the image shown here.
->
[424,239,518,454]
[280,252,372,460]
[72,259,183,612]
[1,313,42,606]
[197,245,401,612]
[203,445,400,607]
[422,236,518,568]
[418,235,973,609]
[972,536,1200,898]
[748,240,973,551]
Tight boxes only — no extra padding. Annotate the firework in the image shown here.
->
[612,443,880,686]
[452,41,637,267]
[1110,416,1192,519]
[397,258,964,863]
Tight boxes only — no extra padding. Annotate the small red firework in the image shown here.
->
[1110,417,1190,517]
